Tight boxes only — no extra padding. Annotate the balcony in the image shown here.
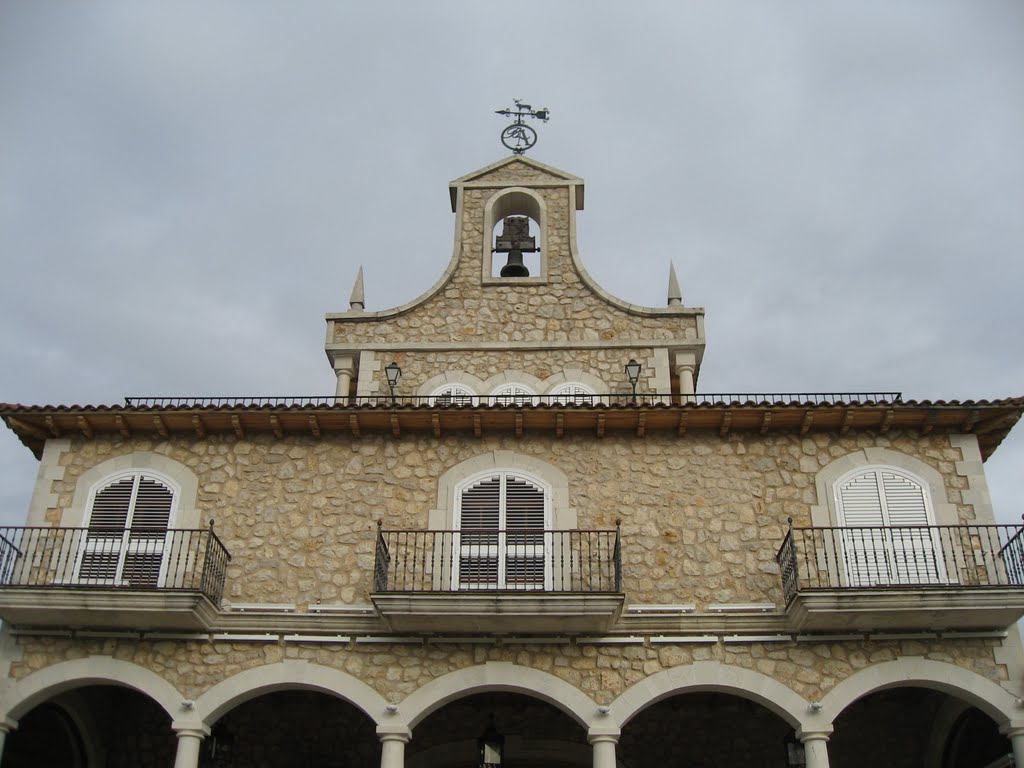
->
[370,527,624,633]
[778,523,1024,632]
[0,526,231,631]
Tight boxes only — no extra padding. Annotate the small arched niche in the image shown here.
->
[481,188,548,284]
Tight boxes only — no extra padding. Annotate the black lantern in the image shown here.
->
[624,359,642,403]
[384,362,401,402]
[784,732,806,767]
[478,717,504,767]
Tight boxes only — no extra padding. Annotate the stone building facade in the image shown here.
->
[1,155,1024,768]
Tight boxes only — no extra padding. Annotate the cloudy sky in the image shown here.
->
[1,2,1022,528]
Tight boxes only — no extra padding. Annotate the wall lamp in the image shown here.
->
[384,362,402,402]
[624,358,642,403]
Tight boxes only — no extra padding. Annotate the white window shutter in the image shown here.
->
[456,472,550,590]
[78,473,174,587]
[457,476,501,587]
[837,467,941,586]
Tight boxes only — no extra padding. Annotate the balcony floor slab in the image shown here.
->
[370,592,625,634]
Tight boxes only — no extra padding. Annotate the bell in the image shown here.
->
[499,249,530,277]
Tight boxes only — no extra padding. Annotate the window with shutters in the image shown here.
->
[453,471,551,590]
[549,382,596,405]
[75,471,176,587]
[835,466,947,586]
[429,384,478,407]
[489,383,537,406]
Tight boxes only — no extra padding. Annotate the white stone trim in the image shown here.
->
[356,350,380,397]
[25,439,69,526]
[951,434,996,523]
[817,656,1020,726]
[65,452,200,529]
[609,660,808,729]
[194,660,393,728]
[0,656,184,722]
[416,372,485,399]
[541,370,609,396]
[811,448,958,528]
[429,452,575,530]
[398,661,599,730]
[480,371,545,394]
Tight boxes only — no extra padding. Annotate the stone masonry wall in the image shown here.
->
[389,347,663,396]
[44,431,973,609]
[8,634,1008,707]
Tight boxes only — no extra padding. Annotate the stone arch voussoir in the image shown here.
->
[399,662,599,731]
[194,660,393,729]
[0,656,184,723]
[610,661,809,730]
[818,657,1020,726]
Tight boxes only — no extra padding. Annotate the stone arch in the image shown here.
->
[480,370,546,398]
[417,371,487,399]
[65,451,201,528]
[428,451,575,530]
[811,447,958,528]
[481,187,549,283]
[0,656,184,722]
[399,662,599,730]
[818,657,1020,726]
[609,661,808,729]
[194,660,393,729]
[540,369,610,396]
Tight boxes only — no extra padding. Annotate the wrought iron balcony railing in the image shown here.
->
[123,392,903,409]
[777,523,1024,605]
[0,526,231,606]
[373,527,622,593]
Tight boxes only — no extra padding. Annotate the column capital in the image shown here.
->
[587,732,621,745]
[376,725,412,742]
[999,722,1024,738]
[171,721,211,739]
[796,728,833,743]
[0,717,17,734]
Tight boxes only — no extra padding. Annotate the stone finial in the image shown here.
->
[349,266,365,311]
[667,262,683,307]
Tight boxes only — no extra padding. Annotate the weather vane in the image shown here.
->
[495,99,550,155]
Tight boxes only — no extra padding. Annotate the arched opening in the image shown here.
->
[482,188,547,282]
[618,691,794,767]
[408,691,589,768]
[4,685,174,768]
[201,689,379,768]
[829,687,1012,768]
[490,215,541,278]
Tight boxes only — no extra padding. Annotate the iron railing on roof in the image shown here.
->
[373,527,622,593]
[123,392,904,409]
[777,523,1024,605]
[0,526,231,605]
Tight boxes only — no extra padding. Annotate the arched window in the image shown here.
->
[429,384,477,407]
[549,382,596,405]
[835,466,945,586]
[489,383,537,406]
[453,471,551,591]
[76,471,176,586]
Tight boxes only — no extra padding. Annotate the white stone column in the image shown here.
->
[379,732,408,768]
[334,356,356,402]
[798,730,831,768]
[1001,724,1024,767]
[673,351,697,401]
[172,725,209,768]
[0,718,17,764]
[589,734,619,768]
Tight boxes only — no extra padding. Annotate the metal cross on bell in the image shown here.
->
[494,216,536,277]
